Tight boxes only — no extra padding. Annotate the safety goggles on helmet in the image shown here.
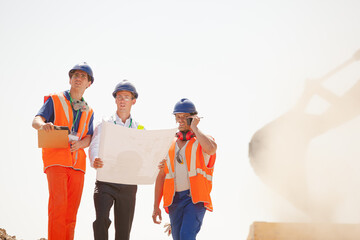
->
[69,62,94,84]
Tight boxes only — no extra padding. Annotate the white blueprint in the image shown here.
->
[96,121,177,185]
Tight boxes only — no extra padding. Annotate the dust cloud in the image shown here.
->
[248,49,360,228]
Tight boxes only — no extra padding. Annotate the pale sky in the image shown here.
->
[1,0,360,239]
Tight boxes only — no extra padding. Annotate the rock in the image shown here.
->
[0,228,17,240]
[0,228,46,240]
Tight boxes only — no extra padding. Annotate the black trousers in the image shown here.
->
[93,181,137,240]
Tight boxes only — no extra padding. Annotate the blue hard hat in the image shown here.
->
[69,62,94,84]
[173,98,198,114]
[112,80,138,99]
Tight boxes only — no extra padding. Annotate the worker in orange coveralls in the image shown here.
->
[32,62,95,240]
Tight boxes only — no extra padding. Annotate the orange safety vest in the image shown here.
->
[42,92,93,173]
[163,137,216,213]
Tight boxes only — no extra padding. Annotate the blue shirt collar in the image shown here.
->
[64,90,71,101]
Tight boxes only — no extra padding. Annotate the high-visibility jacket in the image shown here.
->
[42,92,93,173]
[163,137,216,213]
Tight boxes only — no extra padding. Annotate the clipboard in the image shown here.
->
[38,126,70,148]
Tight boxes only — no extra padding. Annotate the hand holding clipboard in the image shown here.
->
[38,126,70,148]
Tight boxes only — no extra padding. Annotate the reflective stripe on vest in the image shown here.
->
[56,92,71,123]
[165,155,173,179]
[165,139,176,180]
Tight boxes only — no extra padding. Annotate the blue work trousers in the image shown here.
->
[168,190,206,240]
